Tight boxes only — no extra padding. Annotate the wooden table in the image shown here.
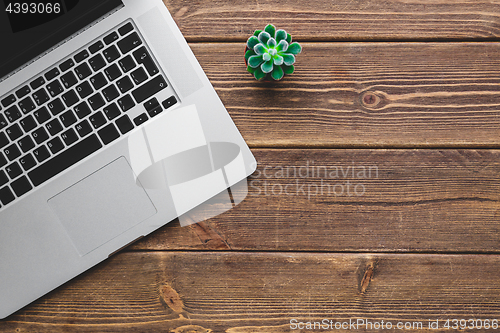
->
[2,0,500,331]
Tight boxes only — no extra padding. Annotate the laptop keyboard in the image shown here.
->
[0,21,178,209]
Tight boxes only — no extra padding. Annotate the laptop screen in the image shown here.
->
[0,0,123,79]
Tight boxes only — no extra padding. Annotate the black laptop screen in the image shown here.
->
[0,0,123,79]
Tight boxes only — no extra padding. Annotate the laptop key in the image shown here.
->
[4,144,21,161]
[6,162,22,179]
[20,115,37,132]
[62,90,79,107]
[115,115,134,134]
[88,93,105,111]
[30,77,45,90]
[75,81,94,99]
[33,145,50,163]
[0,115,8,129]
[47,98,65,115]
[60,110,77,127]
[74,101,92,119]
[1,94,16,108]
[0,152,6,167]
[133,113,148,126]
[5,105,22,122]
[46,80,64,98]
[117,94,135,112]
[28,134,102,187]
[118,55,136,73]
[75,63,92,80]
[75,120,92,137]
[162,96,177,109]
[132,47,159,76]
[131,75,167,103]
[61,128,78,146]
[74,50,89,63]
[32,88,50,106]
[118,22,133,36]
[0,133,8,149]
[47,137,64,154]
[45,68,60,81]
[89,54,106,72]
[61,72,78,89]
[144,97,160,111]
[6,124,23,140]
[18,96,36,114]
[32,127,49,144]
[117,32,142,54]
[46,118,63,136]
[18,136,35,153]
[102,84,120,102]
[0,170,7,186]
[19,154,36,171]
[59,59,75,72]
[104,31,119,45]
[130,67,147,85]
[116,76,134,93]
[89,111,106,129]
[90,73,107,90]
[98,123,120,145]
[11,176,33,197]
[15,85,31,99]
[34,106,51,124]
[104,64,121,81]
[103,45,120,63]
[0,186,15,205]
[103,103,121,120]
[89,41,104,54]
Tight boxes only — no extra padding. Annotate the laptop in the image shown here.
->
[0,0,256,318]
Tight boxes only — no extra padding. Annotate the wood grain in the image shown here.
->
[163,0,500,41]
[2,252,500,332]
[191,42,500,147]
[130,149,500,253]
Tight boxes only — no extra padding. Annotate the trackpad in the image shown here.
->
[48,157,157,256]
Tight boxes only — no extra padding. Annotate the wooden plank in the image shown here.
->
[2,252,500,331]
[191,42,500,147]
[131,149,500,253]
[163,0,500,41]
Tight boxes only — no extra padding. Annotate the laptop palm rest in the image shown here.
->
[47,157,157,256]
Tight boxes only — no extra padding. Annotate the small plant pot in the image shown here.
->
[245,24,302,81]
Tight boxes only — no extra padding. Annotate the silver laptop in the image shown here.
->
[0,0,256,318]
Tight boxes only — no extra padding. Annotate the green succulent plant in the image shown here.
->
[245,24,302,81]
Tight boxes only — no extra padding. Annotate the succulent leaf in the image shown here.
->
[254,43,267,55]
[276,29,287,43]
[288,42,302,55]
[248,55,264,68]
[245,49,256,61]
[247,65,255,74]
[282,53,295,66]
[286,33,292,44]
[261,60,274,73]
[247,36,260,49]
[271,65,284,80]
[253,67,266,80]
[276,40,289,52]
[264,24,276,38]
[267,37,277,48]
[274,55,284,66]
[258,31,271,45]
[253,30,262,37]
[283,64,294,75]
[262,53,271,62]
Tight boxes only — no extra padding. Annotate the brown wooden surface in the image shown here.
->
[164,0,500,41]
[4,252,500,332]
[191,42,500,147]
[2,0,500,332]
